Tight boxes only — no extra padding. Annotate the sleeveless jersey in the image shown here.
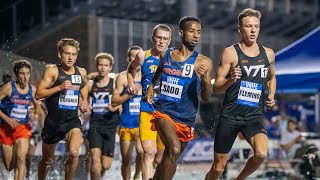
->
[155,48,201,128]
[120,82,142,128]
[140,49,160,113]
[89,77,119,128]
[221,44,270,120]
[0,81,32,124]
[45,65,84,126]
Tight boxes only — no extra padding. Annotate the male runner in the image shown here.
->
[112,46,144,180]
[0,60,39,180]
[87,52,120,180]
[146,16,212,180]
[127,24,172,180]
[205,8,276,180]
[36,38,88,180]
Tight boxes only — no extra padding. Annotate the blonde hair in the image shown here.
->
[57,38,80,53]
[95,52,114,66]
[238,8,261,25]
[152,24,172,36]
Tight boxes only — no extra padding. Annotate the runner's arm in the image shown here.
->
[111,72,130,106]
[198,56,213,102]
[212,47,239,94]
[35,65,61,99]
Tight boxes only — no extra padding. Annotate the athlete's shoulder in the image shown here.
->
[262,46,275,62]
[1,82,12,92]
[197,54,212,62]
[262,46,275,55]
[117,71,128,81]
[76,66,88,74]
[44,64,57,71]
[221,45,237,64]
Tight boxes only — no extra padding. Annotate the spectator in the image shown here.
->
[280,118,304,159]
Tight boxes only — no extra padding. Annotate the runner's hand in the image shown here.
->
[7,118,20,129]
[198,63,208,80]
[59,80,72,90]
[127,81,137,95]
[80,99,88,113]
[266,95,275,108]
[230,66,242,82]
[107,104,117,112]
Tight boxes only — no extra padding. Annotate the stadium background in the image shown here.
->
[1,0,320,179]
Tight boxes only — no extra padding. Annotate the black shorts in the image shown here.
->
[88,126,117,157]
[214,116,266,153]
[41,118,82,144]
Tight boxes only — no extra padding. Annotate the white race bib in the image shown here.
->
[10,104,28,120]
[237,81,262,107]
[160,75,184,103]
[58,90,79,110]
[129,97,141,114]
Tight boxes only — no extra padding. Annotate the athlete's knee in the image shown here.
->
[40,155,55,166]
[254,151,267,161]
[143,148,157,158]
[91,158,101,172]
[167,142,181,160]
[102,162,111,171]
[69,149,80,160]
[16,153,27,164]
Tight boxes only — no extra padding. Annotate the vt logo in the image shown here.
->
[93,92,110,100]
[243,65,265,77]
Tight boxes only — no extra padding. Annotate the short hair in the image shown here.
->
[178,16,201,31]
[127,46,142,57]
[152,24,172,36]
[13,60,32,75]
[57,38,80,53]
[238,8,261,25]
[95,52,114,66]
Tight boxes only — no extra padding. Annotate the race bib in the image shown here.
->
[58,90,79,110]
[160,74,184,103]
[92,99,109,114]
[182,64,194,78]
[71,75,82,84]
[10,104,28,120]
[129,97,141,115]
[237,81,262,107]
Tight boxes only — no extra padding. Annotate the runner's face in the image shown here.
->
[181,21,201,47]
[127,49,140,63]
[59,45,78,68]
[96,58,112,77]
[152,29,171,53]
[238,16,260,43]
[16,67,30,88]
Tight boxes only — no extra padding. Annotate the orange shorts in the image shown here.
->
[151,110,194,142]
[0,123,32,145]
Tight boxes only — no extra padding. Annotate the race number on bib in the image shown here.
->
[160,75,184,103]
[58,90,79,110]
[10,104,28,120]
[237,81,262,107]
[182,64,194,78]
[261,68,269,78]
[71,75,82,84]
[129,97,141,115]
